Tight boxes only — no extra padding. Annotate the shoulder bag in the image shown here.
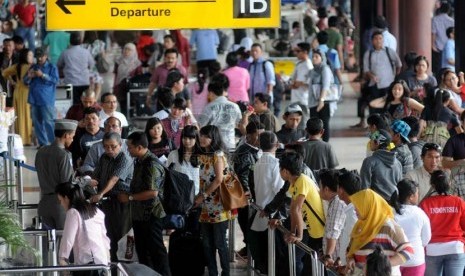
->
[219,169,248,211]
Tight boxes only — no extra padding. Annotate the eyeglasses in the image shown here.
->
[104,101,117,104]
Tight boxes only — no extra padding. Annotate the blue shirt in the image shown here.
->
[24,61,59,106]
[189,30,219,61]
[57,45,94,86]
[248,57,276,98]
[442,39,455,71]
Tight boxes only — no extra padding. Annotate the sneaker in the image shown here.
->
[125,235,134,259]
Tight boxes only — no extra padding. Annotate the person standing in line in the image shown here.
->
[35,119,78,229]
[57,182,110,274]
[119,131,171,276]
[194,125,234,276]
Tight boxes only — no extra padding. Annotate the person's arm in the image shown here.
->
[2,64,17,85]
[442,156,465,170]
[265,62,275,95]
[407,98,425,114]
[286,194,305,243]
[369,96,386,109]
[233,153,252,194]
[336,44,344,71]
[58,210,78,265]
[359,159,372,189]
[146,81,157,105]
[420,211,432,247]
[92,175,119,202]
[195,153,225,205]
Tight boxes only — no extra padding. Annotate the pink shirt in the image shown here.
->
[59,208,110,265]
[189,82,209,117]
[223,66,250,103]
[150,63,187,87]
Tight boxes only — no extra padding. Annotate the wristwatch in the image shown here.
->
[128,195,134,201]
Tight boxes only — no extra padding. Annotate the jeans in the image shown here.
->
[425,253,465,276]
[133,215,171,276]
[15,26,35,51]
[31,105,55,146]
[201,221,230,276]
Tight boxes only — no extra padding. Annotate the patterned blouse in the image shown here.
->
[198,151,236,223]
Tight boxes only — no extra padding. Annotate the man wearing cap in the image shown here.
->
[390,119,414,175]
[35,119,77,229]
[360,129,402,201]
[24,47,59,148]
[276,103,306,144]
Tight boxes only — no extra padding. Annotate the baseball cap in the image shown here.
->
[390,120,411,143]
[284,103,303,116]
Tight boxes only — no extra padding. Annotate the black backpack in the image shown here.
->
[159,163,195,215]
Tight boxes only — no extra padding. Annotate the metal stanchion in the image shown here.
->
[16,160,23,204]
[47,229,58,276]
[268,228,275,276]
[288,243,296,276]
[34,217,44,276]
[7,136,16,202]
[247,246,255,276]
[228,218,236,262]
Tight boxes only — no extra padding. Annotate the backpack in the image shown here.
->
[158,163,195,215]
[95,52,111,74]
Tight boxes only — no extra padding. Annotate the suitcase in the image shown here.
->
[168,230,206,276]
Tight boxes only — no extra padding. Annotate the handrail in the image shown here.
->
[249,202,315,255]
[249,202,326,276]
[0,264,111,274]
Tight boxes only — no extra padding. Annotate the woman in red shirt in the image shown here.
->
[419,170,465,276]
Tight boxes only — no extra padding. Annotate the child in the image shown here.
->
[144,117,175,163]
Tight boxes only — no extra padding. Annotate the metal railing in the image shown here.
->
[0,264,111,274]
[248,202,326,276]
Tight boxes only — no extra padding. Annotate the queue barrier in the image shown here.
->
[0,264,111,274]
[248,202,326,276]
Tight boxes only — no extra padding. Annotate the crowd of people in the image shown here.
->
[0,0,462,275]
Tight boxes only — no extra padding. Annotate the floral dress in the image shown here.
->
[198,151,236,223]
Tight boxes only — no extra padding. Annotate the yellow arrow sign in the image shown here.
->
[46,0,281,30]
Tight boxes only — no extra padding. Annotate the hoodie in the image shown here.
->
[360,150,403,201]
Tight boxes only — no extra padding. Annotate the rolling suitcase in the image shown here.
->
[168,229,206,276]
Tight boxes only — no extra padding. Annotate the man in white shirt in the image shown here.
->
[98,92,129,128]
[289,42,312,128]
[250,131,284,274]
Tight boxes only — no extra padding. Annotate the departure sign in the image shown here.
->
[47,0,280,30]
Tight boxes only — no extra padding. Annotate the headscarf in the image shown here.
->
[312,49,327,75]
[347,189,394,258]
[115,43,141,84]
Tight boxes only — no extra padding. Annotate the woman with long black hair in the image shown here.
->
[56,182,110,275]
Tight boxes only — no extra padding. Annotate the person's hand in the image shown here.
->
[259,210,268,218]
[194,194,204,206]
[344,258,355,275]
[284,233,302,244]
[322,255,334,267]
[78,119,86,128]
[27,69,35,78]
[244,190,251,199]
[268,219,281,229]
[90,179,99,187]
[90,193,103,203]
[35,69,43,78]
[118,193,129,203]
[316,100,325,112]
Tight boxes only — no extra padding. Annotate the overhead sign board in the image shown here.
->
[47,0,280,30]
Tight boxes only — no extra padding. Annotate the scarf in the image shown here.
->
[347,189,394,258]
[115,43,141,84]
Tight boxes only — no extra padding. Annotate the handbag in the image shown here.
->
[219,169,248,211]
[312,84,340,102]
